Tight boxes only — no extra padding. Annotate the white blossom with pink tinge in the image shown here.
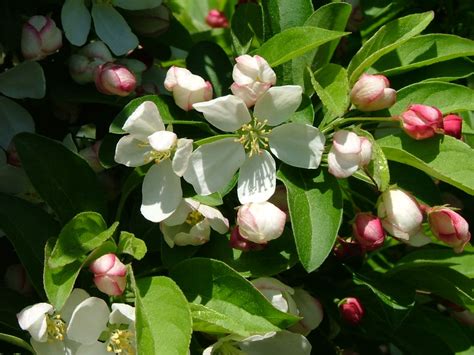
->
[350,74,396,112]
[21,16,62,61]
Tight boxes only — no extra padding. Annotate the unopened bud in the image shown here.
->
[206,9,229,28]
[399,104,443,140]
[89,253,127,296]
[339,297,365,325]
[442,114,463,140]
[229,226,267,251]
[353,213,385,251]
[350,74,396,112]
[94,63,137,96]
[428,206,471,253]
[21,15,62,61]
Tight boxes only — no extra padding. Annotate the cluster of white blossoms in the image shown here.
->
[17,289,136,355]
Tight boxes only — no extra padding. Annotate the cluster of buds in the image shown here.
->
[89,254,127,296]
[206,9,229,28]
[21,15,62,61]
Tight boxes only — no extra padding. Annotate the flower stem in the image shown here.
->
[321,117,397,133]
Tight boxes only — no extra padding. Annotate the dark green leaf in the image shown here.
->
[261,0,313,37]
[231,3,263,54]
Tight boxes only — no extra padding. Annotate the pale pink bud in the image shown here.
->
[289,289,324,335]
[328,130,373,178]
[69,41,114,84]
[353,213,385,251]
[237,201,286,244]
[89,253,127,296]
[399,104,443,140]
[339,297,365,325]
[205,9,229,28]
[428,207,471,253]
[443,114,463,139]
[94,63,137,97]
[4,264,33,295]
[229,226,267,251]
[21,16,62,61]
[350,74,396,111]
[165,66,213,111]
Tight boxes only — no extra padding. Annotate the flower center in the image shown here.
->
[107,329,135,355]
[237,118,271,157]
[46,314,66,342]
[185,210,204,225]
[149,149,173,164]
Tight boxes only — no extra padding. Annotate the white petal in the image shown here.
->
[31,339,67,355]
[197,204,229,234]
[61,0,91,46]
[174,219,211,246]
[76,341,109,355]
[67,297,109,345]
[17,303,52,342]
[269,123,325,169]
[238,151,276,204]
[147,130,177,152]
[327,148,359,179]
[184,138,246,196]
[141,161,182,222]
[60,289,90,323]
[404,231,432,247]
[0,96,35,149]
[238,331,312,355]
[172,138,193,177]
[162,199,193,226]
[110,303,135,325]
[193,95,251,132]
[122,101,165,140]
[332,130,362,155]
[114,135,154,167]
[253,86,303,126]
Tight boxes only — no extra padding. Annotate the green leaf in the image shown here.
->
[0,333,33,353]
[261,0,313,37]
[389,82,474,116]
[170,258,298,330]
[290,94,314,125]
[0,61,45,99]
[98,133,120,168]
[161,238,199,269]
[118,231,147,260]
[48,212,115,268]
[0,194,59,295]
[372,34,474,76]
[0,97,34,149]
[347,11,434,84]
[135,276,192,355]
[377,134,474,195]
[277,165,342,272]
[231,3,263,55]
[61,0,91,46]
[14,133,107,224]
[309,64,349,120]
[186,41,233,97]
[253,27,348,68]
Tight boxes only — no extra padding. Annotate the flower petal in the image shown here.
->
[327,148,359,178]
[253,86,303,126]
[61,0,91,46]
[31,339,68,355]
[147,130,177,152]
[332,130,361,155]
[122,101,165,140]
[114,135,154,167]
[198,204,229,234]
[184,138,246,195]
[76,341,109,355]
[238,150,276,204]
[17,303,52,342]
[269,123,325,169]
[141,161,182,222]
[60,288,90,323]
[110,303,135,325]
[193,95,251,132]
[67,297,110,345]
[403,230,432,247]
[239,331,311,355]
[162,199,193,226]
[172,138,193,177]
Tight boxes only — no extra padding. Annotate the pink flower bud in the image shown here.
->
[339,297,365,325]
[237,201,286,244]
[165,66,213,111]
[94,63,137,96]
[442,114,463,139]
[69,42,114,84]
[206,9,229,28]
[350,74,396,112]
[21,16,62,61]
[333,237,363,260]
[89,253,127,296]
[399,104,443,140]
[428,207,471,253]
[4,264,33,295]
[229,226,267,251]
[353,213,385,251]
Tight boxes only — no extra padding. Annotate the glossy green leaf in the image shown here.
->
[389,82,474,115]
[0,333,33,353]
[253,27,348,68]
[0,194,59,295]
[373,34,474,76]
[112,0,162,10]
[135,276,192,355]
[231,3,263,54]
[170,258,298,330]
[14,133,107,224]
[0,61,45,99]
[277,166,343,272]
[347,11,434,84]
[377,134,474,195]
[0,97,34,149]
[261,0,313,36]
[118,231,147,260]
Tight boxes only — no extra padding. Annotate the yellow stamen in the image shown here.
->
[236,118,271,157]
[107,329,135,355]
[46,314,66,342]
[185,210,204,225]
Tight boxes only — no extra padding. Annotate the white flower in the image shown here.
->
[17,289,110,355]
[106,303,136,355]
[328,130,372,178]
[185,86,325,204]
[160,198,229,247]
[114,101,193,222]
[230,55,276,107]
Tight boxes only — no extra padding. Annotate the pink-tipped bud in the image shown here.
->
[69,41,114,84]
[205,9,229,28]
[89,253,127,296]
[443,114,463,140]
[350,74,396,112]
[94,63,136,97]
[229,226,267,251]
[428,207,471,253]
[353,213,385,251]
[339,297,365,325]
[4,264,33,295]
[237,201,287,244]
[21,15,62,61]
[399,104,443,140]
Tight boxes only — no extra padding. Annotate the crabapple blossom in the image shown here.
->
[94,63,137,96]
[442,114,463,139]
[231,55,277,107]
[69,41,114,84]
[428,206,471,253]
[399,104,443,140]
[206,9,229,28]
[114,101,193,222]
[328,130,372,178]
[21,16,62,61]
[353,213,385,251]
[89,253,127,296]
[160,198,229,247]
[339,297,365,325]
[186,85,325,204]
[164,67,213,111]
[350,74,396,111]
